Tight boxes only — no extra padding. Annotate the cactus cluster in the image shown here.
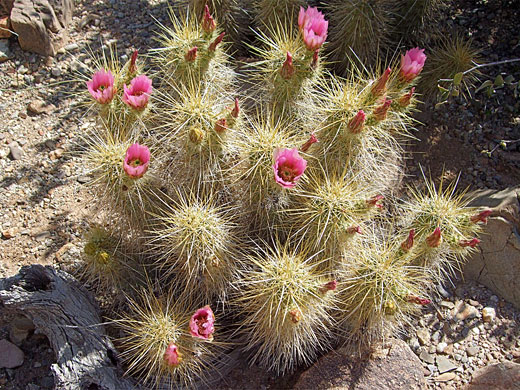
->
[76,3,488,387]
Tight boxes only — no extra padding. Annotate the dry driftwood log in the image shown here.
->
[0,265,138,390]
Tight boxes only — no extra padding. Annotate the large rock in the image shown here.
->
[293,339,426,390]
[464,187,520,309]
[464,362,520,390]
[9,0,74,56]
[0,0,15,15]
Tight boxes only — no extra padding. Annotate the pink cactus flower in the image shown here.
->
[272,148,308,189]
[86,69,116,104]
[280,51,295,80]
[401,229,415,252]
[459,238,481,248]
[202,4,216,33]
[123,75,153,110]
[470,209,492,224]
[209,31,225,51]
[123,143,150,178]
[371,67,391,97]
[163,343,182,367]
[406,295,431,305]
[215,118,227,134]
[230,98,239,118]
[398,87,415,107]
[300,133,318,152]
[367,195,384,209]
[400,48,427,82]
[185,46,198,62]
[346,226,362,234]
[298,6,328,51]
[189,306,215,341]
[348,110,366,134]
[320,280,337,294]
[426,227,442,248]
[373,98,392,121]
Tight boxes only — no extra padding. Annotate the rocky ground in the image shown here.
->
[0,0,519,389]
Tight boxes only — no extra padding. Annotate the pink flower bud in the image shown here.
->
[311,49,319,68]
[189,306,215,341]
[470,209,492,224]
[373,98,392,121]
[230,98,239,118]
[398,87,415,107]
[298,6,328,51]
[129,50,138,74]
[164,343,182,367]
[289,309,302,323]
[459,238,481,248]
[367,195,384,209]
[185,46,198,62]
[400,48,426,82]
[123,143,150,179]
[123,75,153,110]
[371,67,391,97]
[209,32,225,51]
[401,229,415,251]
[346,226,362,234]
[300,133,318,152]
[348,110,366,134]
[280,51,295,80]
[272,148,307,189]
[202,4,216,33]
[215,118,227,133]
[319,280,337,294]
[86,69,116,104]
[426,227,442,248]
[406,295,431,305]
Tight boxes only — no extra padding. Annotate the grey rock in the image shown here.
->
[9,316,34,345]
[0,339,24,368]
[437,356,458,374]
[465,362,520,390]
[437,342,448,354]
[0,39,12,63]
[8,141,23,160]
[416,328,430,346]
[51,67,61,77]
[64,42,78,51]
[420,350,436,364]
[467,346,479,357]
[464,187,520,309]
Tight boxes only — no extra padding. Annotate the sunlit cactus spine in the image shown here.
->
[151,5,231,91]
[397,176,486,279]
[116,290,221,389]
[248,6,328,121]
[286,170,381,268]
[235,242,337,374]
[325,0,396,72]
[336,233,431,350]
[147,189,242,304]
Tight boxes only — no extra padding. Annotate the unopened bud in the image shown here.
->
[289,309,302,323]
[189,126,204,144]
[215,118,227,134]
[398,87,415,107]
[202,4,216,33]
[280,51,295,80]
[367,195,384,209]
[470,209,492,224]
[346,226,362,234]
[319,280,337,294]
[311,49,319,69]
[459,238,481,248]
[230,98,239,118]
[373,98,392,121]
[164,343,182,367]
[426,227,442,248]
[406,295,431,305]
[300,133,318,152]
[401,229,415,251]
[185,46,198,62]
[371,67,391,97]
[129,50,138,74]
[348,110,366,134]
[208,32,225,51]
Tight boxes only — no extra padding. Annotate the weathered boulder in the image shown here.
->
[464,187,520,309]
[293,339,426,390]
[9,0,74,56]
[464,362,520,390]
[0,0,15,15]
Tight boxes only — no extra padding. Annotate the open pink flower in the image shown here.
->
[123,75,152,110]
[163,343,182,367]
[86,69,116,104]
[298,6,328,51]
[273,148,307,189]
[189,306,215,341]
[123,143,150,178]
[400,48,426,82]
